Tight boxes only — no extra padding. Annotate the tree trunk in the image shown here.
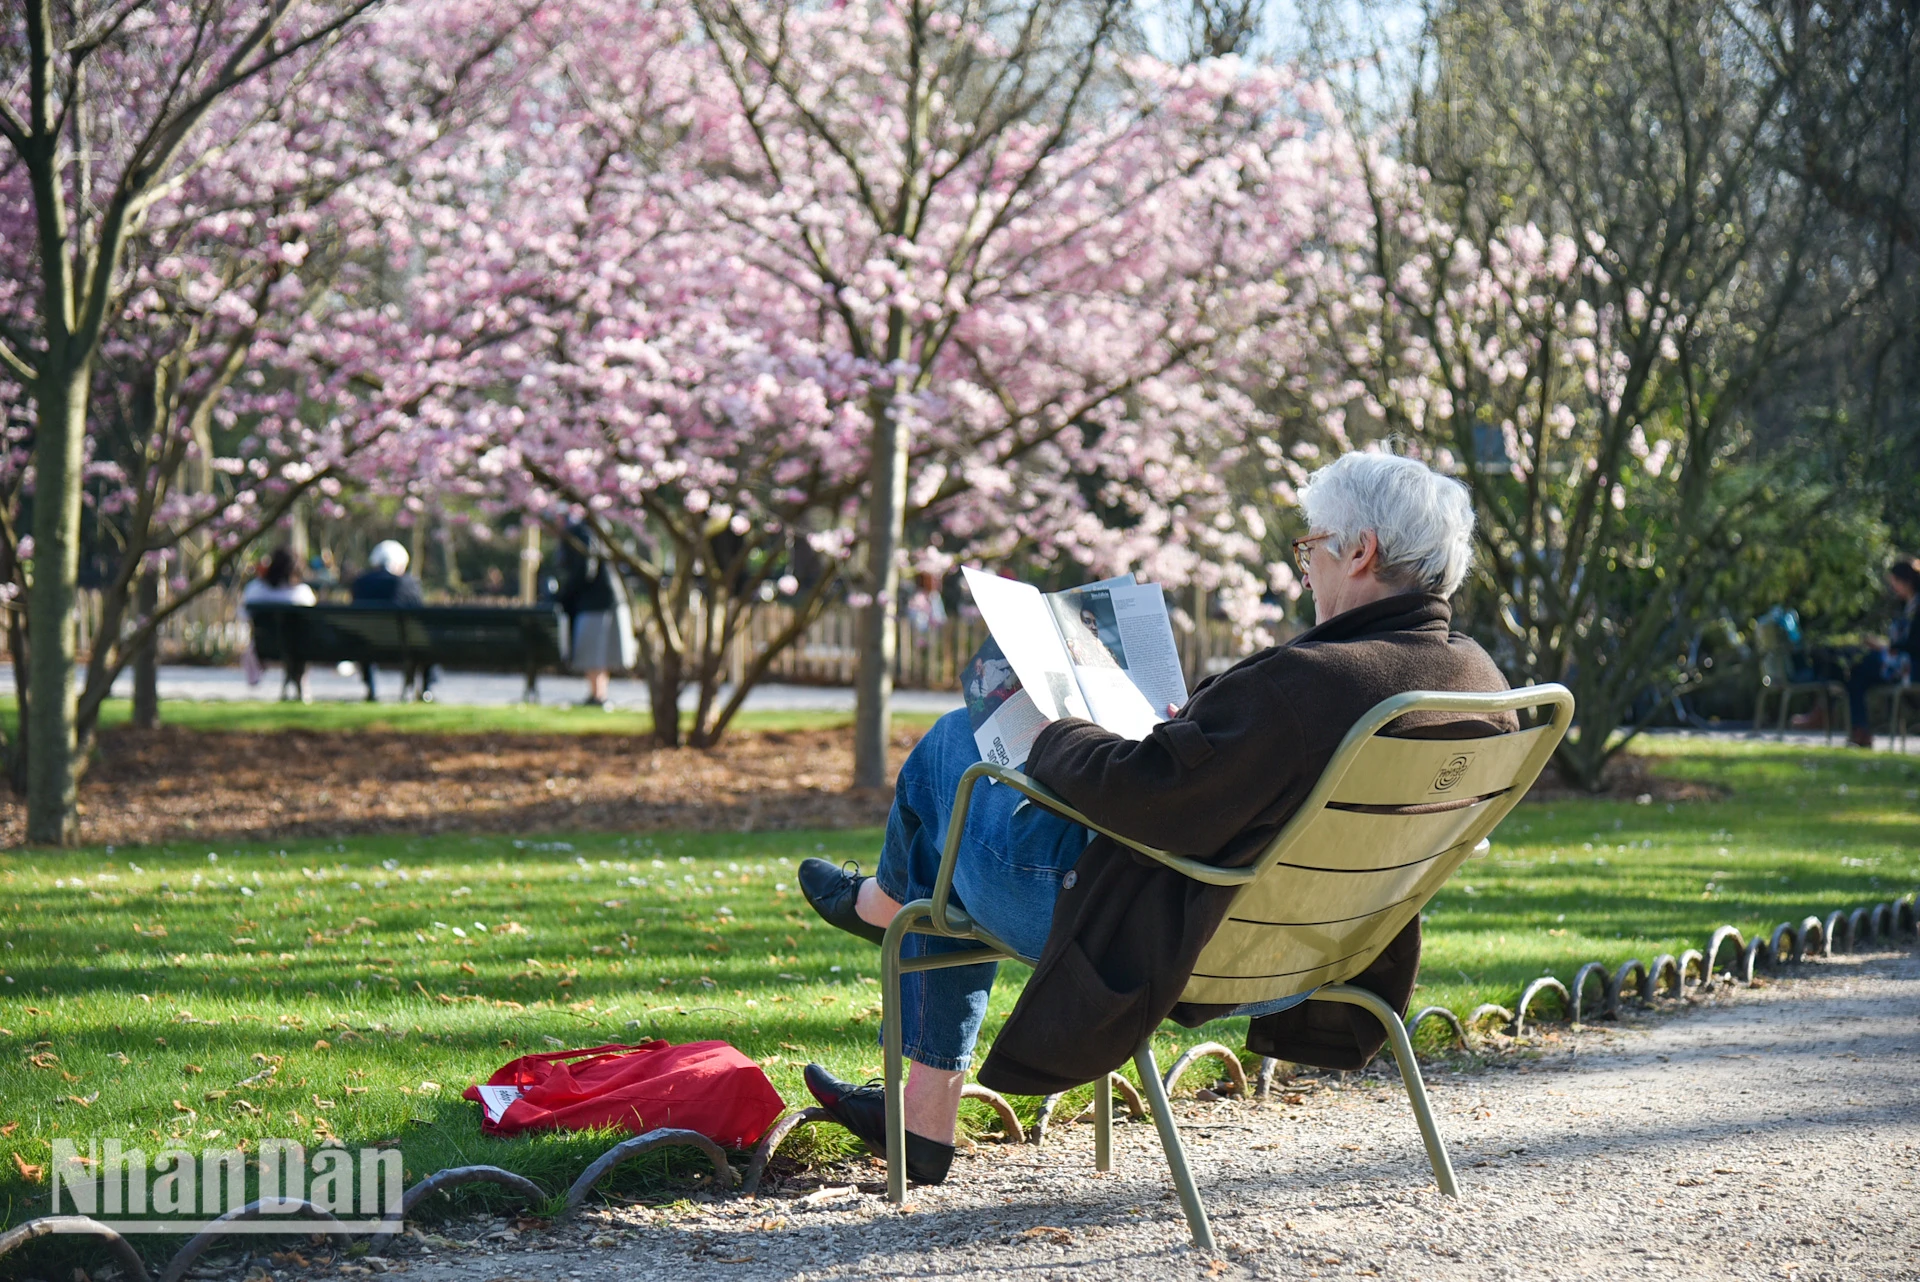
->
[649,639,683,748]
[25,371,87,844]
[1552,722,1612,792]
[7,622,28,798]
[131,570,160,730]
[852,389,911,789]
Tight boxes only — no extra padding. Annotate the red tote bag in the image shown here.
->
[461,1040,784,1150]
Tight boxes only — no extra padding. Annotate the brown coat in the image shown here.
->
[974,593,1515,1097]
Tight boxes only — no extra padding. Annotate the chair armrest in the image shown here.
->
[928,762,1250,931]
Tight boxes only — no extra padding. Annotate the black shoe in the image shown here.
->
[803,1064,955,1185]
[798,858,886,945]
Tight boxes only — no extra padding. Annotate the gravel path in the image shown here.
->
[376,948,1920,1282]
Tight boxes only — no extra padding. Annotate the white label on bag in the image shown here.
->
[477,1083,524,1123]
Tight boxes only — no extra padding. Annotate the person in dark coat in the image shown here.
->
[555,518,634,707]
[349,539,428,701]
[1842,558,1920,747]
[794,453,1514,1186]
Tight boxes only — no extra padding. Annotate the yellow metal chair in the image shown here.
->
[880,684,1575,1248]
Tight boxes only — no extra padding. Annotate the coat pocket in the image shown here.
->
[1152,718,1214,769]
[1048,941,1157,1068]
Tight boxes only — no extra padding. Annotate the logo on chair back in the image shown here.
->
[1430,753,1475,793]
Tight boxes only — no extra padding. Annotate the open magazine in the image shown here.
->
[960,566,1190,769]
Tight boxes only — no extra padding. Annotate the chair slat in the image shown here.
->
[1182,841,1475,1005]
[1256,804,1502,873]
[1327,724,1553,805]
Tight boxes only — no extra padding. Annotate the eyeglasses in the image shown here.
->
[1292,532,1334,573]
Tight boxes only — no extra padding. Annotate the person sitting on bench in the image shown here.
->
[349,540,432,702]
[241,547,316,702]
[797,452,1515,1185]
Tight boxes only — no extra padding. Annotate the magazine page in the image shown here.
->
[1044,581,1190,724]
[961,568,1091,723]
[1041,584,1163,740]
[961,636,1050,767]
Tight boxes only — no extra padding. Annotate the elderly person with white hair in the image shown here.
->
[349,539,430,702]
[795,452,1517,1186]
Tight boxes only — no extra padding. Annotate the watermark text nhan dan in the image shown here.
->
[50,1139,402,1232]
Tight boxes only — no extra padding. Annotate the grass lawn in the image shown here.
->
[12,696,948,740]
[0,736,1913,1257]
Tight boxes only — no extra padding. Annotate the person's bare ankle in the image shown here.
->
[855,877,901,928]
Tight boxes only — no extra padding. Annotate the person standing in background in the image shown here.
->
[556,518,636,708]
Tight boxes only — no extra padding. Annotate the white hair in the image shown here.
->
[1298,452,1475,596]
[368,539,410,575]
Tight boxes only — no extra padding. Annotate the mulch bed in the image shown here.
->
[0,722,1719,849]
[0,724,920,849]
[1521,750,1730,804]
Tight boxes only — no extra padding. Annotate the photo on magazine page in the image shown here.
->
[1046,586,1128,669]
[962,635,1050,767]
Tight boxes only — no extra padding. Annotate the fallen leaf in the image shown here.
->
[12,1152,43,1182]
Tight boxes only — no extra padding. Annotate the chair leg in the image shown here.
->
[881,917,910,1205]
[1316,984,1459,1197]
[1133,1041,1215,1252]
[1093,1071,1113,1173]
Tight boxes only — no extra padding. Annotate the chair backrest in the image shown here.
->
[1178,685,1573,1010]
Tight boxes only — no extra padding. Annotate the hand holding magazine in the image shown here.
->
[960,566,1191,769]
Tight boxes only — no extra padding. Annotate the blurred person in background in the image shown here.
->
[1843,558,1920,747]
[556,518,635,708]
[350,540,431,702]
[240,547,317,701]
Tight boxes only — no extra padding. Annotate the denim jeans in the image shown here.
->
[874,709,1091,1072]
[1845,649,1910,729]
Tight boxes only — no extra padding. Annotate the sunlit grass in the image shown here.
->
[3,696,945,739]
[1414,738,1920,1018]
[0,736,1912,1250]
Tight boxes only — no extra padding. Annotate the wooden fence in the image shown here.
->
[747,603,1265,691]
[50,590,1269,692]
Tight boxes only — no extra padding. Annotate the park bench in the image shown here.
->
[878,683,1574,1248]
[247,603,571,701]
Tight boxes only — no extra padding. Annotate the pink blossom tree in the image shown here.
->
[604,0,1361,777]
[389,0,1366,756]
[0,0,528,839]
